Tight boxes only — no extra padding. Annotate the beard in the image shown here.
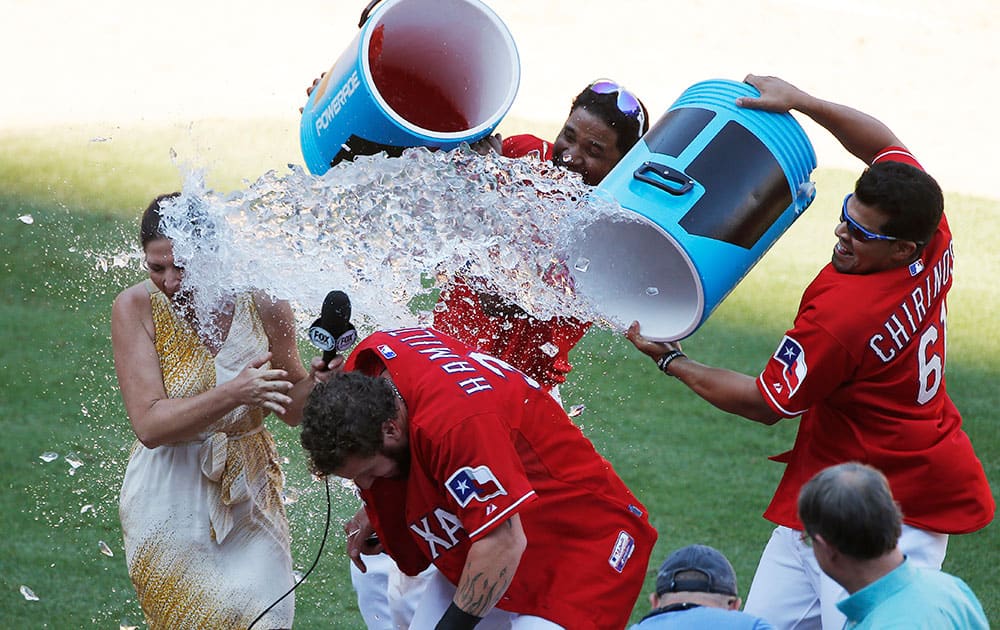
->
[380,440,411,477]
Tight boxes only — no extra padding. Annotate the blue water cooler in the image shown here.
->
[570,79,818,341]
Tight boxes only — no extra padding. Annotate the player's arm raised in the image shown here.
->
[737,74,903,165]
[437,514,526,628]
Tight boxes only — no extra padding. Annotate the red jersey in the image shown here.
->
[757,148,994,534]
[434,134,591,390]
[347,328,656,630]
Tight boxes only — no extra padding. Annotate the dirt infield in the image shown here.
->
[3,0,996,198]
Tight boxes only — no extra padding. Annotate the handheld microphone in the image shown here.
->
[308,290,358,362]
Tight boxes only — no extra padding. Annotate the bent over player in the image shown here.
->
[301,327,656,629]
[626,75,994,629]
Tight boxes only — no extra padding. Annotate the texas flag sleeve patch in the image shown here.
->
[773,335,808,398]
[446,465,508,508]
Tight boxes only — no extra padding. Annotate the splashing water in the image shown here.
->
[20,585,39,601]
[98,540,115,557]
[39,451,59,463]
[150,146,641,344]
[18,214,34,225]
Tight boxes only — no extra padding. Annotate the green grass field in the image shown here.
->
[1,120,996,627]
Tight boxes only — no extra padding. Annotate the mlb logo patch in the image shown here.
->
[608,530,635,573]
[377,344,397,360]
[446,466,507,507]
[909,259,925,276]
[774,335,807,397]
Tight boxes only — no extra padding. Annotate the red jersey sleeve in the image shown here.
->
[756,310,856,418]
[872,146,922,169]
[419,412,539,541]
[501,134,553,162]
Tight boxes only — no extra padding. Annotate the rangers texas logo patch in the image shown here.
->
[446,465,508,507]
[774,335,807,397]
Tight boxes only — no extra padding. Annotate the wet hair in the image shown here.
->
[854,161,943,247]
[798,462,902,560]
[140,192,181,249]
[300,372,398,476]
[569,85,650,156]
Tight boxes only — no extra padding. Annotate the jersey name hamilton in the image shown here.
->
[382,328,541,394]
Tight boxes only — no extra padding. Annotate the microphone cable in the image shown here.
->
[247,476,332,629]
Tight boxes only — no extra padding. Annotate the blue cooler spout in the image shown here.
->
[569,79,818,341]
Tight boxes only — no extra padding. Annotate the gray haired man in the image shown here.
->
[798,462,988,629]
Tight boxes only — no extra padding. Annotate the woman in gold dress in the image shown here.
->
[112,193,326,628]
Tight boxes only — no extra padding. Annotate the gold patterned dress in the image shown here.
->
[119,281,294,628]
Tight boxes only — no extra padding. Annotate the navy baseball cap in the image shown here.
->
[655,544,739,597]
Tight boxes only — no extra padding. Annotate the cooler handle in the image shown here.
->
[633,161,694,196]
[359,0,383,27]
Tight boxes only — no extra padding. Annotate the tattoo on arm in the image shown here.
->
[455,566,513,617]
[455,521,516,616]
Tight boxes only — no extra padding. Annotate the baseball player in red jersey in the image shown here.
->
[435,80,650,394]
[626,75,994,630]
[301,327,657,629]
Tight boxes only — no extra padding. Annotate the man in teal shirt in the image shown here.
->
[798,462,988,629]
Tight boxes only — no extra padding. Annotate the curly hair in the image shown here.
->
[300,372,398,476]
[569,85,650,156]
[854,161,943,247]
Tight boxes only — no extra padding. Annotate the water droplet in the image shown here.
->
[18,214,34,225]
[539,342,559,358]
[65,453,84,469]
[568,404,586,418]
[573,258,591,273]
[39,451,59,463]
[292,570,305,583]
[20,585,39,601]
[80,405,90,417]
[281,456,290,465]
[98,540,114,557]
[282,488,300,505]
[645,286,659,296]
[120,620,138,630]
[338,477,358,491]
[80,504,94,514]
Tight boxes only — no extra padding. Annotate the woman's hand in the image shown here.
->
[309,354,345,385]
[231,352,295,414]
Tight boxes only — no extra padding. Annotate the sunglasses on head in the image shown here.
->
[840,194,899,242]
[588,79,645,139]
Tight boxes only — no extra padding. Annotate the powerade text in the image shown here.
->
[315,71,360,136]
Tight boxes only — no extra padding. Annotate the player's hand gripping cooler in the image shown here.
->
[299,0,520,174]
[569,79,818,341]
